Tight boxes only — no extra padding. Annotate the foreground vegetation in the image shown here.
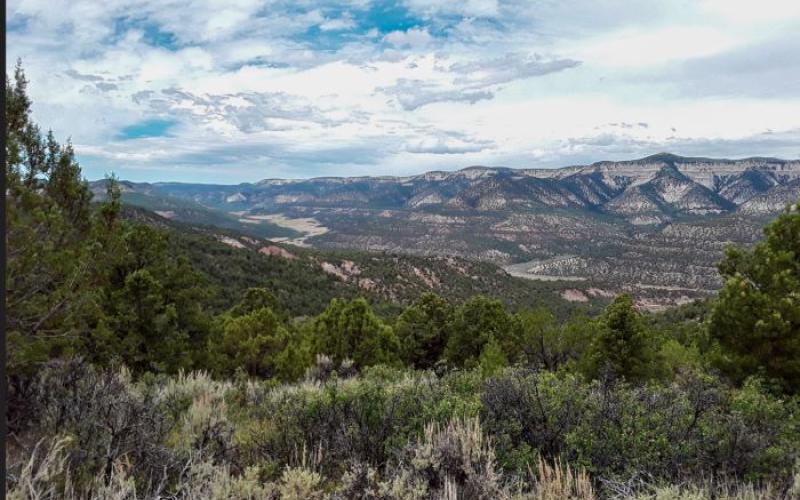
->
[9,360,800,499]
[6,65,800,498]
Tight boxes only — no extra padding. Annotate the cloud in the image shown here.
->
[381,79,494,110]
[405,141,492,154]
[560,128,800,163]
[402,0,499,19]
[405,131,495,154]
[671,30,800,99]
[319,16,357,32]
[598,122,649,130]
[6,0,800,181]
[449,53,581,86]
[378,52,580,110]
[96,82,119,91]
[383,27,433,48]
[64,69,105,81]
[136,87,355,133]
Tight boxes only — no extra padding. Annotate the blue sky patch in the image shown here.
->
[7,13,31,33]
[117,119,177,140]
[112,16,180,50]
[291,0,436,50]
[359,0,421,34]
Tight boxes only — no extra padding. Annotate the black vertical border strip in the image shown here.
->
[1,0,8,495]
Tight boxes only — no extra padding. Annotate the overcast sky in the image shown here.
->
[7,0,800,182]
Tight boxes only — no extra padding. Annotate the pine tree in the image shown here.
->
[444,296,521,368]
[311,298,398,368]
[6,63,98,375]
[395,292,453,368]
[214,307,288,378]
[479,335,508,377]
[709,202,800,393]
[584,295,659,382]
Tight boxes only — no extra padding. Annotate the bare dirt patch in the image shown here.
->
[258,245,297,260]
[560,289,589,302]
[240,213,329,247]
[216,235,245,249]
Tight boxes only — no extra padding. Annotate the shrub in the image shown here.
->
[304,354,357,383]
[481,369,588,471]
[278,467,325,500]
[388,417,510,499]
[177,461,276,499]
[24,359,177,494]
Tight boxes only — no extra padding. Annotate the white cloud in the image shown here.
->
[403,0,499,18]
[381,79,495,110]
[699,0,800,24]
[319,14,357,32]
[572,26,738,68]
[449,53,581,86]
[383,28,433,48]
[405,135,495,154]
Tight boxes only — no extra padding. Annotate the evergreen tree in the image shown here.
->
[113,269,185,373]
[102,224,212,373]
[583,295,659,382]
[709,202,800,393]
[6,63,99,376]
[213,307,288,378]
[518,307,562,370]
[444,296,522,368]
[228,288,283,319]
[311,298,398,368]
[45,140,92,230]
[479,335,508,377]
[395,293,453,369]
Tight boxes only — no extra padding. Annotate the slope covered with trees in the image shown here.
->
[127,205,595,319]
[6,66,800,499]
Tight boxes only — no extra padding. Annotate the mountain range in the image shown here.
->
[93,153,800,309]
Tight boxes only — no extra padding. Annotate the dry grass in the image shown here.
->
[525,458,596,500]
[6,437,139,500]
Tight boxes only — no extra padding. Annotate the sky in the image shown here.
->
[7,0,800,183]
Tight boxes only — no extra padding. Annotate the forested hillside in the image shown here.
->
[6,66,800,499]
[119,205,597,318]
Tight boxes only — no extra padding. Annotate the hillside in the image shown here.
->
[89,181,301,240]
[120,206,598,318]
[103,154,799,309]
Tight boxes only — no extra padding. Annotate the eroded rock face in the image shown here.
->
[216,235,246,249]
[738,181,800,214]
[258,245,297,260]
[144,154,800,218]
[225,192,247,203]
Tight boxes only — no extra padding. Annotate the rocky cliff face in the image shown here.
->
[150,153,800,221]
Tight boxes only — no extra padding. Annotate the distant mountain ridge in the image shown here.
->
[247,153,796,183]
[140,153,800,224]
